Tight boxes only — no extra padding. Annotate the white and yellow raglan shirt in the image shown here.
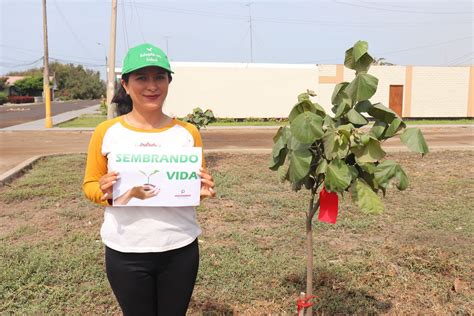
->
[83,116,204,253]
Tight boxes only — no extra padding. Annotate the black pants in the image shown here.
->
[105,239,199,316]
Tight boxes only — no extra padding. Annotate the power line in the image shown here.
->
[447,51,474,66]
[333,0,474,15]
[121,0,130,49]
[375,36,473,56]
[52,0,93,55]
[124,2,471,28]
[131,0,146,43]
[0,57,44,68]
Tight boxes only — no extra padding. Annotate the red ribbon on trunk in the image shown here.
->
[318,187,339,224]
[296,294,316,313]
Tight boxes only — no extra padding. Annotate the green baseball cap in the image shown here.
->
[121,43,173,76]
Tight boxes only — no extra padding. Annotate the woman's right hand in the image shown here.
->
[114,185,160,205]
[99,171,120,201]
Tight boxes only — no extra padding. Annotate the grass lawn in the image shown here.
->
[57,114,473,128]
[0,151,473,314]
[56,114,106,128]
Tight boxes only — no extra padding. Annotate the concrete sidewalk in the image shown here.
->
[2,104,100,131]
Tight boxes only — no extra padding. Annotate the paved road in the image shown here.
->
[0,126,473,176]
[0,100,99,128]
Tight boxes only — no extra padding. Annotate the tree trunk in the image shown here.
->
[305,210,313,315]
[305,196,320,316]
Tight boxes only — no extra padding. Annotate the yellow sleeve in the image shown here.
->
[175,120,206,168]
[82,121,114,206]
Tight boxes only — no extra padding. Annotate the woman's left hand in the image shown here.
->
[199,168,216,199]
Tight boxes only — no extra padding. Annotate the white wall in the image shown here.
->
[118,63,472,118]
[410,67,470,117]
[165,62,317,118]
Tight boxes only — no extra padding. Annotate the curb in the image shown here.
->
[0,152,85,187]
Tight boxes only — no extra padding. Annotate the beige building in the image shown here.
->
[119,63,474,118]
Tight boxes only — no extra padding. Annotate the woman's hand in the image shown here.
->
[130,185,161,200]
[114,185,160,205]
[199,168,216,200]
[99,171,120,201]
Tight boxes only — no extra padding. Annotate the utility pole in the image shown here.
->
[246,2,253,63]
[42,0,52,128]
[106,0,117,119]
[164,36,170,56]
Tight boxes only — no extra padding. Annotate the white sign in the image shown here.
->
[109,147,202,207]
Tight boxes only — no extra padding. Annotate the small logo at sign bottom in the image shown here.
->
[175,189,191,198]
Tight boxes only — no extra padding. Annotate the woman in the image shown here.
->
[83,43,215,315]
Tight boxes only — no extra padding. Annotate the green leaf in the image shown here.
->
[344,47,356,70]
[325,159,352,192]
[359,162,376,174]
[354,100,373,113]
[400,128,429,154]
[277,161,289,183]
[369,121,387,139]
[367,103,397,124]
[297,92,311,102]
[352,41,374,73]
[374,160,398,185]
[360,134,370,145]
[346,73,378,102]
[353,41,369,63]
[374,160,409,191]
[316,159,328,175]
[334,101,350,119]
[289,99,325,122]
[395,166,409,190]
[384,118,406,138]
[323,115,335,128]
[323,128,336,158]
[288,134,309,152]
[323,126,351,160]
[289,149,312,183]
[269,127,290,170]
[351,179,384,214]
[312,102,326,117]
[351,138,386,163]
[346,108,369,126]
[344,41,374,73]
[355,54,374,74]
[348,165,359,181]
[331,82,349,105]
[290,112,324,144]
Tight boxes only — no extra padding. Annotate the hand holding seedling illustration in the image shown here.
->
[114,170,161,205]
[139,169,160,189]
[114,185,161,205]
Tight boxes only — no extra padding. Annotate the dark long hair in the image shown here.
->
[112,71,173,116]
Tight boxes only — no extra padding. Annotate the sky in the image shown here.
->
[0,0,473,79]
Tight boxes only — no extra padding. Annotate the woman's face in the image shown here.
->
[122,66,170,113]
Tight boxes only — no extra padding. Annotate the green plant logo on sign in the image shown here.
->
[139,169,159,186]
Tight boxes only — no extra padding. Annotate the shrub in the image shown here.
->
[8,96,34,104]
[0,92,7,105]
[182,107,216,130]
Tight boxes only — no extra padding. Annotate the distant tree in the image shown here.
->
[6,62,105,100]
[13,76,43,96]
[372,57,395,66]
[51,63,105,100]
[0,77,8,91]
[7,68,42,77]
